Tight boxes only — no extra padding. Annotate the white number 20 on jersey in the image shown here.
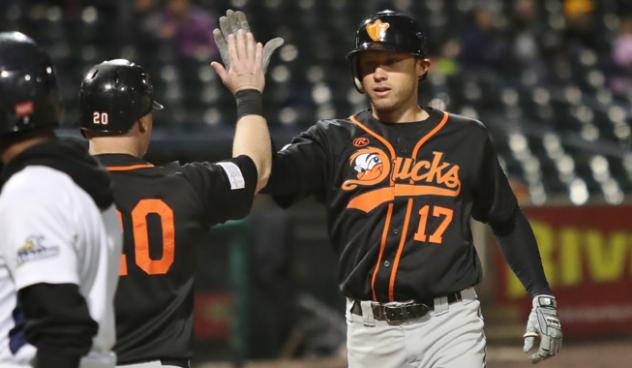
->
[92,111,109,125]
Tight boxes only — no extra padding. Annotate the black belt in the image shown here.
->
[119,358,190,367]
[351,291,463,325]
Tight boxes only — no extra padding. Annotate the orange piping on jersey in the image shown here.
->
[349,116,396,179]
[371,203,393,301]
[120,255,128,276]
[412,111,449,158]
[388,198,414,301]
[106,163,154,172]
[116,210,123,229]
[347,184,460,212]
[389,111,450,301]
[349,115,398,301]
[116,210,128,276]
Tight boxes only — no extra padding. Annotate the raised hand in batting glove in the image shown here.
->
[523,295,563,364]
[210,29,264,94]
[212,9,284,72]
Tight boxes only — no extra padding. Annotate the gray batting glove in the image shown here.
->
[210,29,264,94]
[523,295,563,364]
[212,9,284,71]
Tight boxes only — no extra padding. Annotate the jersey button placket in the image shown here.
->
[383,260,390,268]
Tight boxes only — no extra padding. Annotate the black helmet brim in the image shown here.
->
[347,42,424,61]
[152,101,164,111]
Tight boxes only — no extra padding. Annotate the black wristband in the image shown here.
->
[235,89,263,121]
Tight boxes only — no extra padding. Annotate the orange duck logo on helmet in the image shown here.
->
[366,19,390,42]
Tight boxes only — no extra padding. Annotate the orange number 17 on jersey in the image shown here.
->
[414,205,453,244]
[118,199,175,276]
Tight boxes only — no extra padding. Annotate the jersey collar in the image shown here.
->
[354,106,444,126]
[94,154,154,172]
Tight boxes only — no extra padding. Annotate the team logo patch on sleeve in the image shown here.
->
[217,162,246,190]
[16,235,60,265]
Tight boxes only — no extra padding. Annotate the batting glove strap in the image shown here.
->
[533,294,558,309]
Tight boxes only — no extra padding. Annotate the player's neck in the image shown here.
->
[88,136,145,158]
[371,104,428,123]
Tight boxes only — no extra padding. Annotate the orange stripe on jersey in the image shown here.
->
[349,114,398,302]
[388,198,414,302]
[389,111,449,301]
[412,111,449,158]
[116,210,128,276]
[349,116,396,176]
[347,184,459,212]
[106,163,154,171]
[371,202,393,301]
[396,183,459,197]
[348,187,394,213]
[120,254,128,276]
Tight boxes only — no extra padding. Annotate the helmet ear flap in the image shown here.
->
[349,53,365,94]
[353,77,365,94]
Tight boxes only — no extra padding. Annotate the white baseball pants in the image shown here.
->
[345,288,486,368]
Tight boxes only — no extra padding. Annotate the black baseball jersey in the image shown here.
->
[266,108,518,302]
[96,153,257,364]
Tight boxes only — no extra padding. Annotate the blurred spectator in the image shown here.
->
[162,0,217,61]
[133,0,162,47]
[615,1,632,14]
[563,0,600,51]
[248,198,298,359]
[610,16,632,99]
[613,17,632,66]
[0,0,19,30]
[510,0,548,83]
[248,197,346,360]
[512,0,539,62]
[458,6,511,74]
[433,38,460,78]
[564,0,594,17]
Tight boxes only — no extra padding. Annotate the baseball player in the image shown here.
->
[261,10,563,367]
[0,32,121,368]
[78,12,281,367]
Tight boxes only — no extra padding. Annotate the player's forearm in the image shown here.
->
[233,113,272,192]
[491,208,552,296]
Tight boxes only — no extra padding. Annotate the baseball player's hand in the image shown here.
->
[211,29,264,93]
[212,9,284,71]
[523,295,563,364]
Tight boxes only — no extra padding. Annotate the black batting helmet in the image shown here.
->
[347,10,427,92]
[79,59,163,134]
[0,32,61,136]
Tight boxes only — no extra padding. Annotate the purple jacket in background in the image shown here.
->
[164,6,217,59]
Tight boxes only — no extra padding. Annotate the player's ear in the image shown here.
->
[136,119,145,133]
[416,58,431,79]
[136,114,152,134]
[354,77,365,93]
